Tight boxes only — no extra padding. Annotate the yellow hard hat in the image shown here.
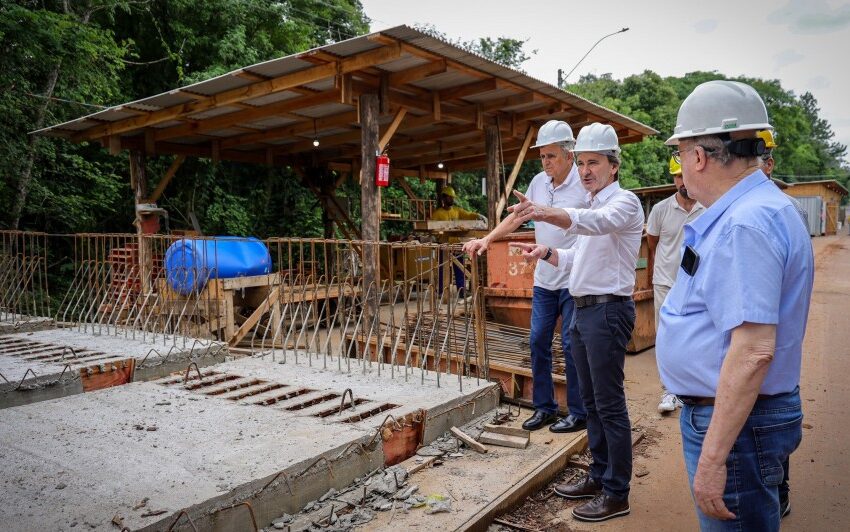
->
[441,185,457,198]
[757,129,777,149]
[669,155,682,176]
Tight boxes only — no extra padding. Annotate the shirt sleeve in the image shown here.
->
[456,208,480,220]
[562,193,643,236]
[702,225,785,332]
[646,202,662,237]
[556,248,576,272]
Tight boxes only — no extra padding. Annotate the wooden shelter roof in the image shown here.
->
[35,25,657,174]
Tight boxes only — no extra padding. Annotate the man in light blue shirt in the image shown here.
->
[657,80,814,531]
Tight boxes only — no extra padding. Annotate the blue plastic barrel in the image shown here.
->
[164,237,271,295]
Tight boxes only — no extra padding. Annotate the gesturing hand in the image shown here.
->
[509,242,547,263]
[507,190,544,223]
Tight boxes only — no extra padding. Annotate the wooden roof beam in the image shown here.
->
[387,59,447,86]
[75,43,401,142]
[439,78,500,101]
[119,136,266,164]
[394,138,525,167]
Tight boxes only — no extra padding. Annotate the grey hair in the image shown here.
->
[606,154,620,180]
[692,134,759,167]
[556,141,574,156]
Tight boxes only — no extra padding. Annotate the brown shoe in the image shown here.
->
[553,475,602,499]
[572,493,630,522]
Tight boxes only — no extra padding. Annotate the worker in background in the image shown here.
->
[511,122,643,523]
[430,185,485,223]
[463,120,588,434]
[430,185,485,297]
[646,156,704,414]
[759,129,809,227]
[657,80,813,529]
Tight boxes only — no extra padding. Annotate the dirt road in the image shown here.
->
[500,235,850,531]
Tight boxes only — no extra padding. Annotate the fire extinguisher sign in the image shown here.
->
[375,153,390,187]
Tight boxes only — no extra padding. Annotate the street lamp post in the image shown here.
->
[558,27,629,88]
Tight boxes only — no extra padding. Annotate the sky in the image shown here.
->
[358,0,850,165]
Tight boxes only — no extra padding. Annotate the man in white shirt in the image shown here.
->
[463,120,588,433]
[647,156,704,414]
[511,123,643,523]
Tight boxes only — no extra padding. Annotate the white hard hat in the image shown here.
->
[572,123,620,156]
[666,80,772,146]
[532,120,575,149]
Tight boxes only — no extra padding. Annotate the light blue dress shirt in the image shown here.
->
[656,169,814,396]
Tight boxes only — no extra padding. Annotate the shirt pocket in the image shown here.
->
[666,271,698,315]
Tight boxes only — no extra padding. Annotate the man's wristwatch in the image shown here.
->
[541,246,552,261]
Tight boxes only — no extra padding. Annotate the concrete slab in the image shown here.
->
[0,356,498,531]
[0,327,226,409]
[0,314,54,335]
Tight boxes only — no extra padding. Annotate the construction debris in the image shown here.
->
[479,423,530,449]
[450,426,488,453]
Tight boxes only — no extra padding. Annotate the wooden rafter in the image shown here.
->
[146,154,186,203]
[379,108,407,152]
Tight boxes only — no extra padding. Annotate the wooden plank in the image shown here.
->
[478,431,529,449]
[450,426,488,453]
[439,78,499,101]
[75,45,401,142]
[146,154,186,203]
[459,431,588,532]
[484,125,500,229]
[220,273,281,291]
[482,424,530,438]
[495,124,536,220]
[378,107,407,152]
[228,286,280,346]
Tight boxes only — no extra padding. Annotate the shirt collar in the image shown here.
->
[586,179,621,204]
[687,169,768,236]
[548,164,578,190]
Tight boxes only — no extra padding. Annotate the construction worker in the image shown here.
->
[430,185,485,223]
[657,80,814,529]
[463,120,588,434]
[646,156,704,414]
[430,185,484,297]
[511,122,644,523]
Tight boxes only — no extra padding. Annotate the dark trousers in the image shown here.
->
[570,300,635,498]
[529,286,586,418]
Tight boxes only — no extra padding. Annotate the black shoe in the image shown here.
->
[554,475,602,499]
[572,493,630,522]
[780,493,790,519]
[521,410,558,431]
[549,414,587,433]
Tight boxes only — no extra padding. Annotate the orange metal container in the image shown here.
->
[484,231,655,353]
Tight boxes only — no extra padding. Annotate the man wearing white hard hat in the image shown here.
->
[656,80,813,530]
[463,120,588,434]
[511,122,644,523]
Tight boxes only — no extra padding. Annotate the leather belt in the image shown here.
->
[679,394,779,406]
[574,294,632,309]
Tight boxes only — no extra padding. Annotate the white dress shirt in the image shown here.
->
[555,181,644,297]
[525,165,587,290]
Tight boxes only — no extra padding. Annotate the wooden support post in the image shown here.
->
[360,93,381,331]
[432,92,441,121]
[379,72,390,114]
[495,124,536,220]
[129,150,152,295]
[484,125,500,230]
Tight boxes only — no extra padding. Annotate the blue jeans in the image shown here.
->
[570,300,635,498]
[680,388,803,531]
[529,286,585,419]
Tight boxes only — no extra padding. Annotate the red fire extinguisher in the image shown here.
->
[375,152,390,187]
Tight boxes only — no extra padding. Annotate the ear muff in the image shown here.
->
[726,137,766,157]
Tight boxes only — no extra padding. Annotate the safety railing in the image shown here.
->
[0,231,51,327]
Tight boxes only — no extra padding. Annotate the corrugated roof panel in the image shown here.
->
[297,102,354,118]
[245,116,300,129]
[242,90,301,107]
[203,128,248,138]
[302,78,336,92]
[141,92,200,109]
[376,55,429,73]
[151,120,184,129]
[187,106,243,120]
[322,38,383,58]
[410,70,479,91]
[461,87,518,103]
[92,108,144,122]
[246,57,314,78]
[184,75,254,96]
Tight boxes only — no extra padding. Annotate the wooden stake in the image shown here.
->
[451,426,488,454]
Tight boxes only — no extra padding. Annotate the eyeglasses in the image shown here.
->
[546,183,555,207]
[672,145,715,163]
